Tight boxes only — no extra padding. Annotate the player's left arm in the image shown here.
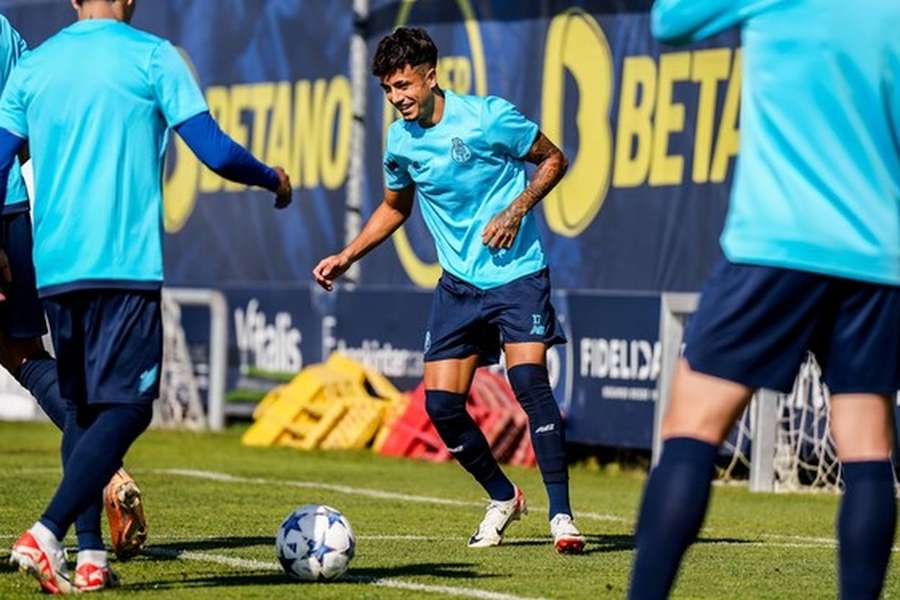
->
[481,132,567,249]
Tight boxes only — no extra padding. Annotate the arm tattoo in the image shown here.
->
[505,133,568,220]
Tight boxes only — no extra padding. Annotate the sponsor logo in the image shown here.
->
[534,423,556,434]
[234,299,303,374]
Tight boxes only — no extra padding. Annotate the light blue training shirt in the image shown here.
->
[652,0,900,286]
[0,19,208,295]
[383,90,544,289]
[0,15,28,215]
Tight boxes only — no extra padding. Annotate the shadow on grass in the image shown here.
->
[146,536,274,553]
[503,533,754,555]
[125,561,495,591]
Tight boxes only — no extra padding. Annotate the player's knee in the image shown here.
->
[424,389,468,422]
[507,364,553,408]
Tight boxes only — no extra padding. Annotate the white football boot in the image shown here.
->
[467,486,527,548]
[550,513,586,554]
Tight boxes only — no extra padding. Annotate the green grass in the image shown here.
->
[0,422,896,598]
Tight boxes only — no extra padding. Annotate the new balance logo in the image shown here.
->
[530,314,546,336]
[534,424,555,434]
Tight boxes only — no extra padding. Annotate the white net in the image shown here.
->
[721,353,899,494]
[772,357,841,491]
[156,293,207,430]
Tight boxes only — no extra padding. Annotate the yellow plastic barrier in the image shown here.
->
[241,353,406,452]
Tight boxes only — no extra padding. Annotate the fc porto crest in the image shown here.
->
[450,137,472,163]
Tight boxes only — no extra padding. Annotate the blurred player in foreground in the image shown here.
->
[0,11,148,585]
[314,27,585,554]
[0,0,292,593]
[630,1,900,598]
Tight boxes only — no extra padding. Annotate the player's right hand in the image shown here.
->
[0,249,11,302]
[273,167,292,209]
[313,254,351,292]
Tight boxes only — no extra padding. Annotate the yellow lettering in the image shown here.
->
[248,83,274,161]
[613,56,657,188]
[710,49,741,183]
[649,52,690,186]
[691,48,731,183]
[541,9,613,237]
[291,79,328,188]
[266,82,293,172]
[320,76,352,190]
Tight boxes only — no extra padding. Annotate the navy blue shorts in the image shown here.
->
[44,290,162,405]
[0,211,46,339]
[684,259,900,395]
[424,267,567,365]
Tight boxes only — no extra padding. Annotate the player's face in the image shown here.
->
[380,64,437,122]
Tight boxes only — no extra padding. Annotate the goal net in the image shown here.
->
[655,293,898,494]
[157,287,229,431]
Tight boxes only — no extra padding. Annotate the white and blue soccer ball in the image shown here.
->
[275,504,356,582]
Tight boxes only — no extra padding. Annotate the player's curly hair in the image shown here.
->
[372,27,438,79]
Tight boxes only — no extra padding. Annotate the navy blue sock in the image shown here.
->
[41,403,152,541]
[60,402,105,551]
[838,460,896,600]
[14,352,66,429]
[425,389,514,501]
[629,437,718,600]
[507,364,570,518]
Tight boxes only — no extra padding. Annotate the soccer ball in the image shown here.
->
[275,504,356,582]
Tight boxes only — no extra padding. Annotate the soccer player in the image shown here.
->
[0,0,292,593]
[314,27,585,553]
[0,11,149,590]
[629,1,900,598]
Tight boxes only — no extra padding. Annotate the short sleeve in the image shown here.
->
[0,66,28,138]
[149,40,208,128]
[481,96,539,159]
[383,126,412,190]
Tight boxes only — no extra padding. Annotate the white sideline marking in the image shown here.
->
[143,547,545,600]
[153,468,626,523]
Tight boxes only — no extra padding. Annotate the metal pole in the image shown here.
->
[652,293,699,465]
[163,287,229,431]
[749,389,778,492]
[344,0,370,288]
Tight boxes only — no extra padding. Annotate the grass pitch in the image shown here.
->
[1,422,897,598]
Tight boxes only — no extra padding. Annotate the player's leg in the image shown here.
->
[484,268,580,551]
[11,290,159,592]
[629,360,752,599]
[423,273,524,547]
[0,212,66,428]
[1,212,105,585]
[823,281,900,600]
[629,260,826,599]
[830,394,895,600]
[504,341,584,553]
[424,356,526,548]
